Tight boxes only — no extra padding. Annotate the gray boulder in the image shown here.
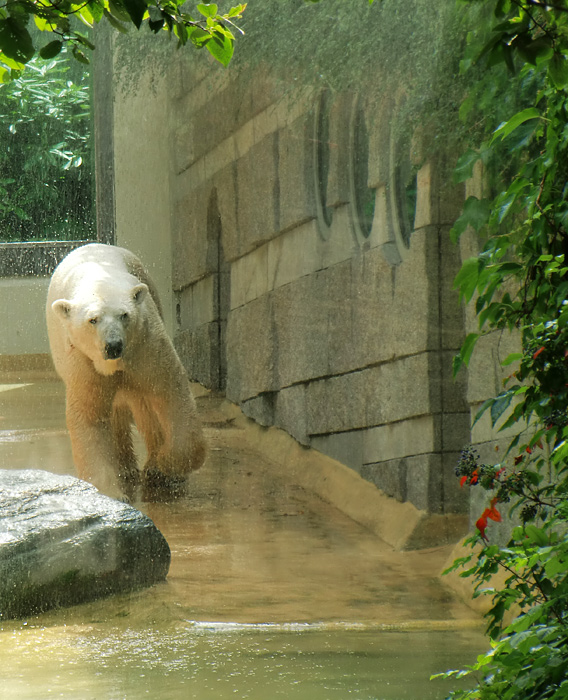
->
[0,469,170,620]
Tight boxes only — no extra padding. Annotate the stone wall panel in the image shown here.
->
[172,177,211,290]
[311,431,365,474]
[274,384,309,445]
[306,372,368,436]
[278,114,317,233]
[216,164,240,263]
[363,353,437,427]
[235,133,279,254]
[405,453,443,513]
[241,393,276,427]
[175,322,220,387]
[271,275,330,387]
[225,295,276,403]
[361,453,442,513]
[360,459,408,503]
[306,354,437,439]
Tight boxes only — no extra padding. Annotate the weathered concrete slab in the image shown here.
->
[226,295,276,402]
[278,113,317,233]
[0,470,170,620]
[235,133,279,251]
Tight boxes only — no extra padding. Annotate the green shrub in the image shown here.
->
[0,49,94,242]
[439,2,568,698]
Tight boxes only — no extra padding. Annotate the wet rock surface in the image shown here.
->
[0,469,170,620]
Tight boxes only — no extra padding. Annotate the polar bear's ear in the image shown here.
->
[132,283,148,304]
[52,299,73,319]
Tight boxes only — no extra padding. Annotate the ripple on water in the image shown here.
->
[0,620,484,700]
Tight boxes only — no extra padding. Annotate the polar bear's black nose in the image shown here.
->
[105,340,123,360]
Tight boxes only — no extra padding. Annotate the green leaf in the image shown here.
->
[122,0,147,29]
[496,261,523,276]
[452,353,464,378]
[524,525,548,547]
[549,52,568,89]
[502,352,522,367]
[450,197,491,242]
[33,15,51,32]
[473,396,496,426]
[491,391,513,427]
[72,46,90,65]
[39,40,62,60]
[75,32,96,51]
[87,0,105,23]
[479,302,505,328]
[496,193,516,223]
[544,556,568,578]
[228,4,246,18]
[206,30,233,66]
[0,52,24,71]
[454,256,483,301]
[491,107,541,144]
[453,333,482,378]
[197,3,218,17]
[103,8,129,33]
[187,26,210,47]
[516,37,553,66]
[108,0,132,23]
[0,18,34,63]
[453,148,480,184]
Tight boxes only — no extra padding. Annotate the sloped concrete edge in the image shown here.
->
[219,399,468,550]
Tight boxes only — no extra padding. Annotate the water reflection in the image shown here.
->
[1,622,482,699]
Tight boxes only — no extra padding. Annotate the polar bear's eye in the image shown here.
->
[89,317,98,325]
[120,312,129,322]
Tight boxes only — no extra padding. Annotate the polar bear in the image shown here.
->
[46,243,206,501]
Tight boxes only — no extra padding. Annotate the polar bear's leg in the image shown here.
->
[146,393,207,478]
[65,383,127,501]
[111,401,140,499]
[127,394,164,464]
[137,390,206,497]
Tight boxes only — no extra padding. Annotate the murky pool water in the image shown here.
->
[0,381,485,699]
[1,620,481,699]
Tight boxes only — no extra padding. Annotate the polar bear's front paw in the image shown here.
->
[118,463,141,503]
[142,465,187,502]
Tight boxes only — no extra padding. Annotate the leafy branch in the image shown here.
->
[0,1,247,80]
[441,0,568,697]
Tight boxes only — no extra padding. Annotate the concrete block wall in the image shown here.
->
[166,61,471,517]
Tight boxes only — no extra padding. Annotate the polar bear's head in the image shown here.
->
[51,281,149,376]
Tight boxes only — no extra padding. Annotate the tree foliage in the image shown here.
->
[0,1,246,80]
[0,48,94,240]
[439,0,568,697]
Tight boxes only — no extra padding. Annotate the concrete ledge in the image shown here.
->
[0,354,57,381]
[220,398,468,551]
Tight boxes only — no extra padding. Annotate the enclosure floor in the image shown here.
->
[0,379,482,629]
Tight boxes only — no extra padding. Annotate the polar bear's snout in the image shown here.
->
[100,320,127,361]
[104,338,124,360]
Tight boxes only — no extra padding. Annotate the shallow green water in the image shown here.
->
[0,382,486,699]
[1,621,482,700]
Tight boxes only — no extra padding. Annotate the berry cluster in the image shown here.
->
[455,447,543,528]
[544,409,568,428]
[455,446,503,489]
